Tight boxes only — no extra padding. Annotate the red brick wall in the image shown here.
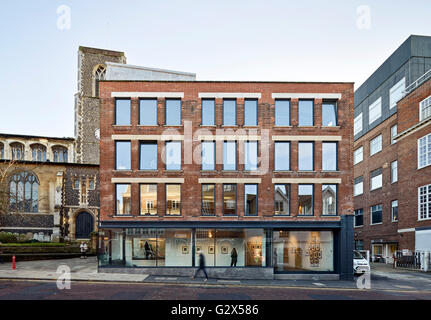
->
[396,79,431,249]
[99,81,353,223]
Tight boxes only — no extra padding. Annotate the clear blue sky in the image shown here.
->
[0,0,430,137]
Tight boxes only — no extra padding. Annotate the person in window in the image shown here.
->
[144,241,151,260]
[230,248,238,267]
[192,250,208,281]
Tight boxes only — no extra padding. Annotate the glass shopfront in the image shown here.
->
[272,230,334,272]
[98,228,335,273]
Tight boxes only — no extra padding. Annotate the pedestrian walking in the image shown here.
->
[144,241,150,260]
[80,241,88,259]
[230,248,238,267]
[192,251,208,281]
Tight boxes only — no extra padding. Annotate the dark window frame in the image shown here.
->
[274,184,290,216]
[321,184,338,216]
[139,141,158,171]
[298,99,314,126]
[274,141,291,171]
[244,98,258,126]
[298,184,314,216]
[223,140,237,171]
[222,183,237,216]
[321,100,338,127]
[201,183,216,216]
[165,183,182,216]
[244,140,259,171]
[201,140,216,171]
[139,98,158,126]
[114,98,132,126]
[244,183,258,216]
[139,183,158,216]
[201,98,216,126]
[354,208,364,227]
[298,141,314,171]
[322,141,338,171]
[115,183,132,216]
[222,98,237,126]
[164,98,182,126]
[165,140,182,171]
[275,99,291,126]
[115,140,131,171]
[370,204,383,225]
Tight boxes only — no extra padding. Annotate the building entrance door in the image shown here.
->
[75,211,93,239]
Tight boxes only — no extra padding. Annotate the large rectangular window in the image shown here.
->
[298,142,314,171]
[223,184,236,215]
[244,99,258,126]
[139,99,157,125]
[140,184,157,215]
[354,209,363,227]
[223,141,237,171]
[201,141,215,171]
[298,100,314,126]
[370,168,382,191]
[275,100,290,126]
[165,141,181,170]
[418,133,431,169]
[419,184,431,220]
[354,177,363,196]
[165,99,181,126]
[369,97,382,124]
[223,99,236,126]
[354,113,363,135]
[322,184,337,215]
[244,184,258,216]
[371,204,383,224]
[244,141,258,171]
[391,160,398,183]
[322,142,337,171]
[274,142,290,171]
[115,99,131,125]
[274,184,290,215]
[273,231,334,272]
[370,134,382,156]
[116,184,131,215]
[389,78,405,109]
[115,141,131,170]
[322,101,337,127]
[391,200,398,222]
[298,184,313,215]
[166,184,181,216]
[201,99,215,126]
[201,184,215,216]
[140,141,157,170]
[420,95,431,121]
[354,147,363,165]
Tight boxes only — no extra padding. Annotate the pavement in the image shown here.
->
[1,258,431,292]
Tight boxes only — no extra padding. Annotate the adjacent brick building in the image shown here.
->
[98,80,354,280]
[353,35,431,260]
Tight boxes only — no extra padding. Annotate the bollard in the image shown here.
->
[12,255,16,270]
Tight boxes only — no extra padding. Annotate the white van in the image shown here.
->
[353,250,370,274]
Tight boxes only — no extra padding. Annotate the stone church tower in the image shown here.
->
[74,47,127,164]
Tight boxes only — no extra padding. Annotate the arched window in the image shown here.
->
[10,142,24,160]
[0,142,4,159]
[94,65,106,97]
[52,146,68,163]
[31,144,47,162]
[9,171,39,213]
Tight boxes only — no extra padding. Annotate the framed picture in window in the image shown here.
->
[221,246,228,254]
[182,246,189,254]
[196,246,202,253]
[208,246,215,254]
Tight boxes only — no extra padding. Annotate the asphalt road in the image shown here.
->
[1,279,430,300]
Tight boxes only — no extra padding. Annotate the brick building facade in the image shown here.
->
[98,80,354,280]
[353,35,431,260]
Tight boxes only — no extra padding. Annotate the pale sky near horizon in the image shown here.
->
[0,0,430,138]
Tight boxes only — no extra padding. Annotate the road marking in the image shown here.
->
[217,280,241,284]
[154,277,177,281]
[394,285,415,289]
[313,282,326,287]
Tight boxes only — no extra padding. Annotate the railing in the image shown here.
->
[395,251,422,270]
[403,68,431,95]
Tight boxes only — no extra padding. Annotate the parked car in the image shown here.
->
[353,250,370,275]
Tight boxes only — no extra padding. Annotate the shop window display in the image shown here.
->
[272,231,333,272]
